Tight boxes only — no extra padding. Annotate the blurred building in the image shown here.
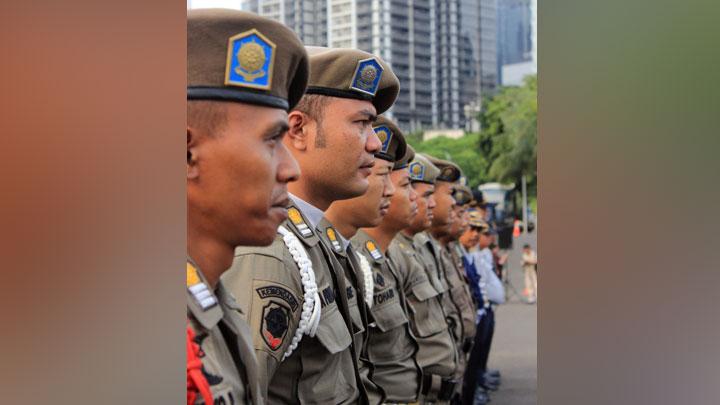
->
[241,0,498,132]
[498,0,536,86]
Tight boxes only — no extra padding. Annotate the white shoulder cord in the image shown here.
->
[278,225,321,360]
[355,252,374,308]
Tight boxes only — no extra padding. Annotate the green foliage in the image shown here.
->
[409,74,537,201]
[479,75,537,185]
[410,133,490,188]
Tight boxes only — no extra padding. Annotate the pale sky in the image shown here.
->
[187,0,243,10]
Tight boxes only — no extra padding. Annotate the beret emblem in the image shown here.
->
[225,29,276,90]
[350,58,384,96]
[373,125,393,154]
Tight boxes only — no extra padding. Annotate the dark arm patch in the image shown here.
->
[256,286,299,312]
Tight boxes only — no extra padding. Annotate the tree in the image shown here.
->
[406,74,537,210]
[409,133,490,189]
[479,75,537,185]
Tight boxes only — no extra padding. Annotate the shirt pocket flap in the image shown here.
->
[315,306,352,354]
[411,280,438,301]
[371,298,408,332]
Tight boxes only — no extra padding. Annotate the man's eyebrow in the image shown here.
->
[357,109,377,121]
[264,119,290,137]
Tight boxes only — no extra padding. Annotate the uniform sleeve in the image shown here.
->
[222,246,303,400]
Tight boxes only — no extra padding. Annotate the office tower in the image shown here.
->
[498,0,536,86]
[242,0,498,132]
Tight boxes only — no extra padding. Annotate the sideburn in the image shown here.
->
[314,122,327,148]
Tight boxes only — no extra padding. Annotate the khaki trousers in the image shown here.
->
[523,265,538,300]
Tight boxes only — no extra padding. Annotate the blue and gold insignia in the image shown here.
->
[225,29,276,90]
[374,125,393,154]
[440,167,455,180]
[409,162,425,181]
[350,58,383,96]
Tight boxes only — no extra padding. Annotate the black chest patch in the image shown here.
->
[320,286,336,308]
[260,302,290,351]
[374,272,385,287]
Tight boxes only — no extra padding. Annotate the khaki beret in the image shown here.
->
[453,184,474,205]
[467,210,489,230]
[395,144,415,170]
[304,47,400,114]
[187,9,309,111]
[425,155,462,182]
[372,115,407,164]
[408,153,440,184]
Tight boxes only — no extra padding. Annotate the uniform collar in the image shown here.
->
[289,193,324,230]
[186,259,224,330]
[316,216,349,256]
[284,200,321,246]
[351,229,386,264]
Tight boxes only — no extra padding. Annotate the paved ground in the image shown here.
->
[486,232,537,405]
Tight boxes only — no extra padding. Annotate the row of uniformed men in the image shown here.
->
[186,8,498,405]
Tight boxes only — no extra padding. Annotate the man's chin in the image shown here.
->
[237,222,278,247]
[336,180,368,201]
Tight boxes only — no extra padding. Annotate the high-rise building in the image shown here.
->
[241,0,498,132]
[498,0,536,86]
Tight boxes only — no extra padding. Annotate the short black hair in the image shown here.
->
[187,100,228,136]
[523,243,531,249]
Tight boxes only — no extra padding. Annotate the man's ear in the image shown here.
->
[187,127,200,180]
[285,110,311,151]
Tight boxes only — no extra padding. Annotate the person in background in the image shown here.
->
[386,153,459,404]
[489,243,508,280]
[459,213,503,405]
[325,115,421,404]
[522,244,538,304]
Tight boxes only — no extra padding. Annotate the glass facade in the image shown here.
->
[242,0,499,132]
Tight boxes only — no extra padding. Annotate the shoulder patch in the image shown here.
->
[260,302,289,351]
[326,227,343,253]
[288,207,313,238]
[256,286,299,312]
[366,240,383,261]
[187,263,217,311]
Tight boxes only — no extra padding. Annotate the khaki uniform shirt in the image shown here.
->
[444,241,477,342]
[352,230,421,403]
[387,233,457,380]
[413,233,463,345]
[187,261,262,404]
[222,203,362,405]
[316,219,382,405]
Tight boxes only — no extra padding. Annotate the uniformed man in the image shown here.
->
[325,116,422,404]
[222,47,399,404]
[412,156,471,402]
[386,154,459,404]
[186,8,307,404]
[441,183,479,356]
